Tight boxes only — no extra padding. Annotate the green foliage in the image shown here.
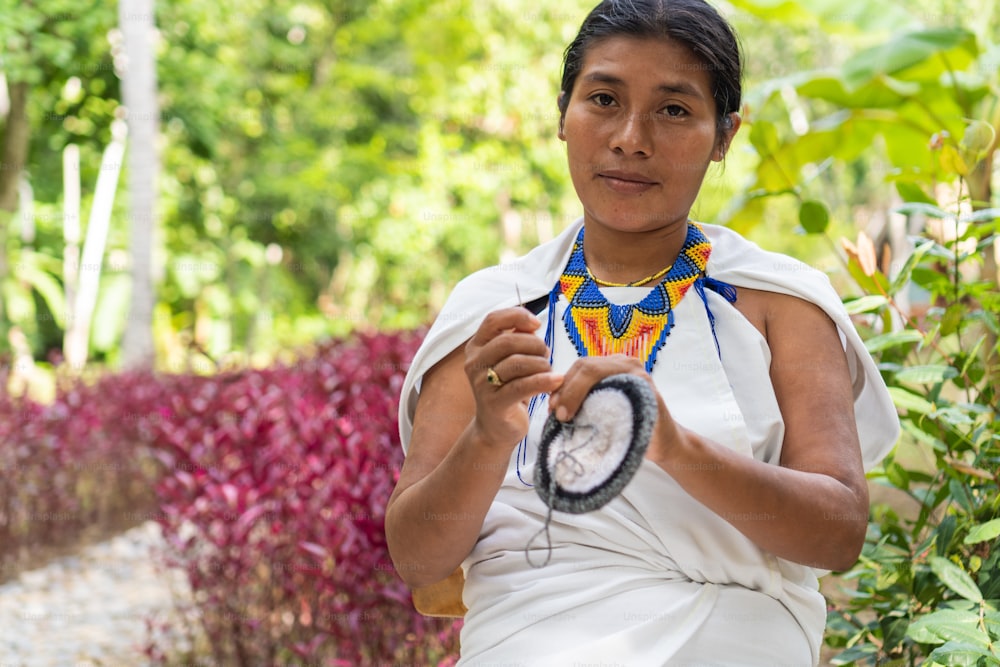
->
[818,120,1000,667]
[725,4,1000,664]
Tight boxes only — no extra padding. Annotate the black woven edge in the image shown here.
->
[534,373,657,514]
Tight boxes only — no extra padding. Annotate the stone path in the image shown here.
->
[0,522,191,667]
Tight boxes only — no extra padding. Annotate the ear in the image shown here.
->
[712,112,742,162]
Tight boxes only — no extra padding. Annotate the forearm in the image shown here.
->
[653,428,868,571]
[386,422,513,587]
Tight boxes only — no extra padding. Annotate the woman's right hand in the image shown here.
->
[464,307,564,450]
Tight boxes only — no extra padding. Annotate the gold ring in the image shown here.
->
[486,367,505,387]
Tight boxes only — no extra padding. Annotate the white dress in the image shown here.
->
[398,219,899,667]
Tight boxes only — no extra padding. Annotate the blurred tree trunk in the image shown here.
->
[119,0,160,370]
[0,81,31,351]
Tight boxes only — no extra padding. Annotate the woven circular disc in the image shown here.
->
[534,373,657,514]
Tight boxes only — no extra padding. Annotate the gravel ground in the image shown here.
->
[0,522,191,667]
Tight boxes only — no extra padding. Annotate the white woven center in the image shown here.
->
[547,388,633,493]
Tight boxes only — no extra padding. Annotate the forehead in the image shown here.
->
[576,35,714,95]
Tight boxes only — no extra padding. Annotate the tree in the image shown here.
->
[118,0,160,370]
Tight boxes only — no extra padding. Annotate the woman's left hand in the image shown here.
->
[547,354,685,461]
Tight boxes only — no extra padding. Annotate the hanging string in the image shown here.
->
[694,275,738,360]
[515,282,560,487]
[525,421,595,568]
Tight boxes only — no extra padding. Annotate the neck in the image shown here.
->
[582,219,690,286]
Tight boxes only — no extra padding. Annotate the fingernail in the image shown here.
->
[556,406,568,422]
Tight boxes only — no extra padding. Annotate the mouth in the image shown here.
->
[596,169,659,193]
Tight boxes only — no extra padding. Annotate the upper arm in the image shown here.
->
[762,291,867,498]
[388,343,477,509]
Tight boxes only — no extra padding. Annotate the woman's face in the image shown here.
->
[559,36,738,234]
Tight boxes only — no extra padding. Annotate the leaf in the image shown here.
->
[844,295,888,314]
[907,610,987,646]
[927,640,996,665]
[929,556,983,603]
[799,199,830,234]
[888,387,935,414]
[889,239,937,297]
[885,461,910,490]
[895,365,959,384]
[894,202,954,219]
[749,119,781,156]
[830,644,879,665]
[959,120,996,164]
[864,330,923,354]
[965,519,1000,545]
[842,28,978,86]
[297,540,329,561]
[940,144,969,176]
[940,304,965,337]
[959,207,1000,224]
[844,231,878,277]
[895,181,939,205]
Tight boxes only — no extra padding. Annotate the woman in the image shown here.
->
[386,1,899,665]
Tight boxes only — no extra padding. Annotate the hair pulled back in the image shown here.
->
[559,0,743,131]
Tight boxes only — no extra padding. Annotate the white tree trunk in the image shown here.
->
[119,0,160,370]
[62,144,81,354]
[64,126,127,369]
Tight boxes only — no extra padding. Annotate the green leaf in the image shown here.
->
[864,330,924,354]
[929,556,983,603]
[798,199,830,234]
[889,387,935,414]
[842,28,978,86]
[749,120,781,156]
[894,202,954,219]
[896,181,939,205]
[895,365,959,384]
[936,515,958,557]
[940,304,965,337]
[830,644,879,665]
[965,519,1000,545]
[17,257,66,328]
[959,208,1000,224]
[844,295,888,314]
[885,461,910,490]
[959,120,996,164]
[889,239,937,297]
[907,609,985,645]
[927,640,996,665]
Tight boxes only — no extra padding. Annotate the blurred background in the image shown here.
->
[1,0,998,665]
[0,0,990,389]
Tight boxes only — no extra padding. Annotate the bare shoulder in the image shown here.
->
[732,286,839,349]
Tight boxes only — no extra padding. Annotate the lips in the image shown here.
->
[597,169,659,194]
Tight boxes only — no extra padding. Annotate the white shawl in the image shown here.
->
[397,218,899,665]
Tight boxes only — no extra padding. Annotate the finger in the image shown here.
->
[548,357,645,422]
[483,354,554,387]
[469,308,541,347]
[476,331,551,365]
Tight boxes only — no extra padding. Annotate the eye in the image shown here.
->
[590,93,617,107]
[662,104,688,117]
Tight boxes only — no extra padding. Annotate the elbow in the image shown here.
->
[391,558,441,589]
[384,507,455,588]
[816,510,868,572]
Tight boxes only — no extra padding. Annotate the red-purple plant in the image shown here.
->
[148,331,461,665]
[2,331,460,663]
[0,367,166,580]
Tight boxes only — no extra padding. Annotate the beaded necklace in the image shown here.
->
[560,222,712,373]
[514,222,726,488]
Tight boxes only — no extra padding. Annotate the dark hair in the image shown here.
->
[558,0,743,132]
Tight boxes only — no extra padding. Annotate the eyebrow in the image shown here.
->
[582,71,705,99]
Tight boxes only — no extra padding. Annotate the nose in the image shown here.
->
[610,112,653,156]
